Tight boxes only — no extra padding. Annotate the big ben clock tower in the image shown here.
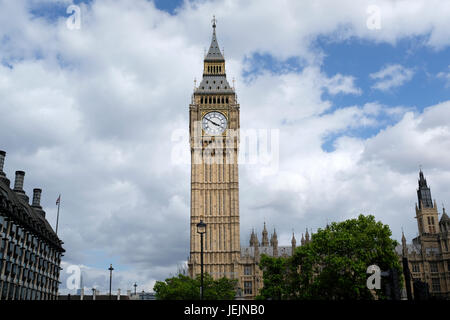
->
[188,18,241,280]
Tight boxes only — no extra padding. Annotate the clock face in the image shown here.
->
[202,111,227,135]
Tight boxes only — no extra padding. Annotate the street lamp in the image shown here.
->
[196,219,206,300]
[108,264,114,300]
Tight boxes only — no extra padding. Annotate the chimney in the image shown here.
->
[32,188,46,218]
[117,288,121,300]
[14,170,25,191]
[32,188,42,207]
[80,288,84,300]
[0,150,10,187]
[14,170,29,202]
[92,288,96,300]
[0,151,5,176]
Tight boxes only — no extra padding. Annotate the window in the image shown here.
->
[431,278,441,292]
[244,281,252,295]
[429,262,438,273]
[412,263,420,273]
[447,260,450,272]
[10,223,17,238]
[244,265,252,275]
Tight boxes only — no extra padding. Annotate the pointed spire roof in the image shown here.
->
[417,169,433,209]
[440,206,449,222]
[401,229,408,257]
[291,232,296,245]
[262,222,269,247]
[205,16,224,62]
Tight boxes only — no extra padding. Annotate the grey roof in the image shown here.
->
[196,76,234,94]
[440,211,449,223]
[205,27,224,61]
[0,177,64,251]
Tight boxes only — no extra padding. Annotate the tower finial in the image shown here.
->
[212,15,217,29]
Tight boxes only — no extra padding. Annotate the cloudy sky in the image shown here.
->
[0,0,449,295]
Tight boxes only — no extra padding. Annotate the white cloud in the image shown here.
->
[1,0,450,294]
[437,65,450,87]
[369,64,415,91]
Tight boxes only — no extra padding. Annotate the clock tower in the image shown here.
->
[188,18,241,280]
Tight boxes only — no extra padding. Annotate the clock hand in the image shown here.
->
[206,118,221,127]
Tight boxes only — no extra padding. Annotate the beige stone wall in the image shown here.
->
[189,92,241,281]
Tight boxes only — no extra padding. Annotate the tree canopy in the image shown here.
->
[153,273,237,300]
[257,214,401,300]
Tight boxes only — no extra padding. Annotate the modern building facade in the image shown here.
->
[0,150,64,300]
[396,170,450,299]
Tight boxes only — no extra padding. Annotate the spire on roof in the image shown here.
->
[401,229,408,257]
[417,168,433,209]
[441,204,450,223]
[261,222,269,247]
[205,15,224,61]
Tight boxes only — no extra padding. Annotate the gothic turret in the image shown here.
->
[401,230,408,257]
[261,222,269,247]
[272,229,278,257]
[417,169,433,209]
[291,232,297,253]
[195,17,233,95]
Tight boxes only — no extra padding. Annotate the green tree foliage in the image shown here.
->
[153,273,237,300]
[257,215,401,300]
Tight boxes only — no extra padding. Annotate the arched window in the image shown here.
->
[213,97,216,104]
[208,66,210,73]
[219,66,222,73]
[200,97,203,104]
[226,97,229,104]
[221,97,224,104]
[209,97,212,104]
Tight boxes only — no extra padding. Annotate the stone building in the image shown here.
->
[396,170,450,299]
[188,18,241,281]
[237,223,311,299]
[187,20,313,300]
[0,150,64,300]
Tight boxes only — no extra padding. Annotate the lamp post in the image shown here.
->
[196,219,206,300]
[108,264,114,300]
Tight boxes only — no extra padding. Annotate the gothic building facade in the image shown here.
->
[238,224,311,299]
[396,170,450,299]
[187,20,312,300]
[0,150,64,300]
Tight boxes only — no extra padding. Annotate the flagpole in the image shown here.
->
[56,195,61,236]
